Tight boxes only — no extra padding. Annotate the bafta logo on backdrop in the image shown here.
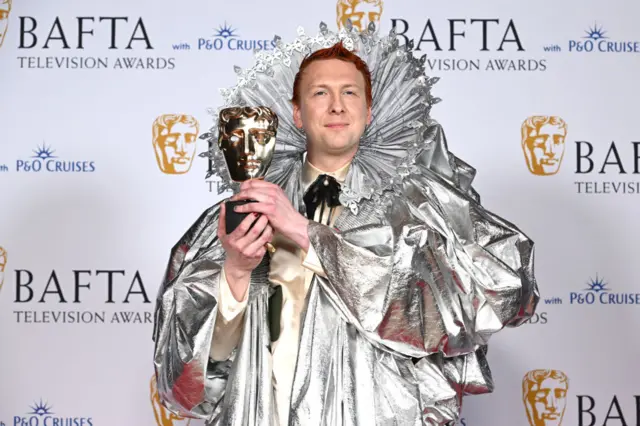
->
[336,0,383,32]
[153,114,200,174]
[0,246,6,292]
[0,0,11,49]
[523,369,569,426]
[150,375,192,426]
[521,116,567,176]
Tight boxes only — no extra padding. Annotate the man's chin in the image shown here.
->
[320,139,360,154]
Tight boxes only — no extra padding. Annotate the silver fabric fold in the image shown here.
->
[152,122,539,425]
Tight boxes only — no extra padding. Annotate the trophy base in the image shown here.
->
[225,200,257,234]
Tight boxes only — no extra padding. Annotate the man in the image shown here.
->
[153,37,538,425]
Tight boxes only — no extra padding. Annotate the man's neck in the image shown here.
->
[306,148,357,173]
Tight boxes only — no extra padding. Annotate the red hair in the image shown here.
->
[291,41,372,107]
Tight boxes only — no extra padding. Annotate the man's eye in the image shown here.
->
[314,91,326,96]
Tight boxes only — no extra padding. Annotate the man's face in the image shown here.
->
[522,122,566,175]
[293,59,371,160]
[0,1,11,48]
[154,120,198,174]
[525,378,568,426]
[338,0,382,32]
[219,116,276,181]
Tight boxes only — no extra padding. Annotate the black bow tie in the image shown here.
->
[303,174,342,223]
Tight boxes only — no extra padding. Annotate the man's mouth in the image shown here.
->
[325,123,349,129]
[173,157,190,164]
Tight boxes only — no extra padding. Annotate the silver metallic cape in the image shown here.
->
[152,22,539,426]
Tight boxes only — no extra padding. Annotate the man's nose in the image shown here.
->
[330,93,346,114]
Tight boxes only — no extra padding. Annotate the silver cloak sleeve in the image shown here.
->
[306,123,538,397]
[152,205,230,420]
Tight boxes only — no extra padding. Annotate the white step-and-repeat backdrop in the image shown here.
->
[1,0,638,425]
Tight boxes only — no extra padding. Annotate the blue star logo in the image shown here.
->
[583,23,608,40]
[28,399,54,416]
[31,143,57,160]
[585,274,609,292]
[214,22,238,39]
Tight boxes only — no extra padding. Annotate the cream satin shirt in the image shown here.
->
[209,159,350,426]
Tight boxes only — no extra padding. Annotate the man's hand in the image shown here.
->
[219,202,273,301]
[230,180,310,252]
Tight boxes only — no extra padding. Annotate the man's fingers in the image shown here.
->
[217,202,227,239]
[245,225,273,257]
[239,179,279,190]
[229,211,261,240]
[230,189,272,203]
[234,201,274,216]
[236,214,270,249]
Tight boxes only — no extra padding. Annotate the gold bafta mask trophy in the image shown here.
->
[217,106,278,243]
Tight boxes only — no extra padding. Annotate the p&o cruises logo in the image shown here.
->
[5,400,93,426]
[13,143,96,173]
[539,274,640,307]
[172,22,276,52]
[543,23,640,54]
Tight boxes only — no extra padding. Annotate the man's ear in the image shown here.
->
[293,102,303,129]
[366,105,372,125]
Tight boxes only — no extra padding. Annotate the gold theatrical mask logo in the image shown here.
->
[0,0,11,49]
[523,369,569,426]
[336,0,383,32]
[150,375,192,426]
[153,114,200,174]
[0,246,6,292]
[218,106,278,182]
[521,116,567,176]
